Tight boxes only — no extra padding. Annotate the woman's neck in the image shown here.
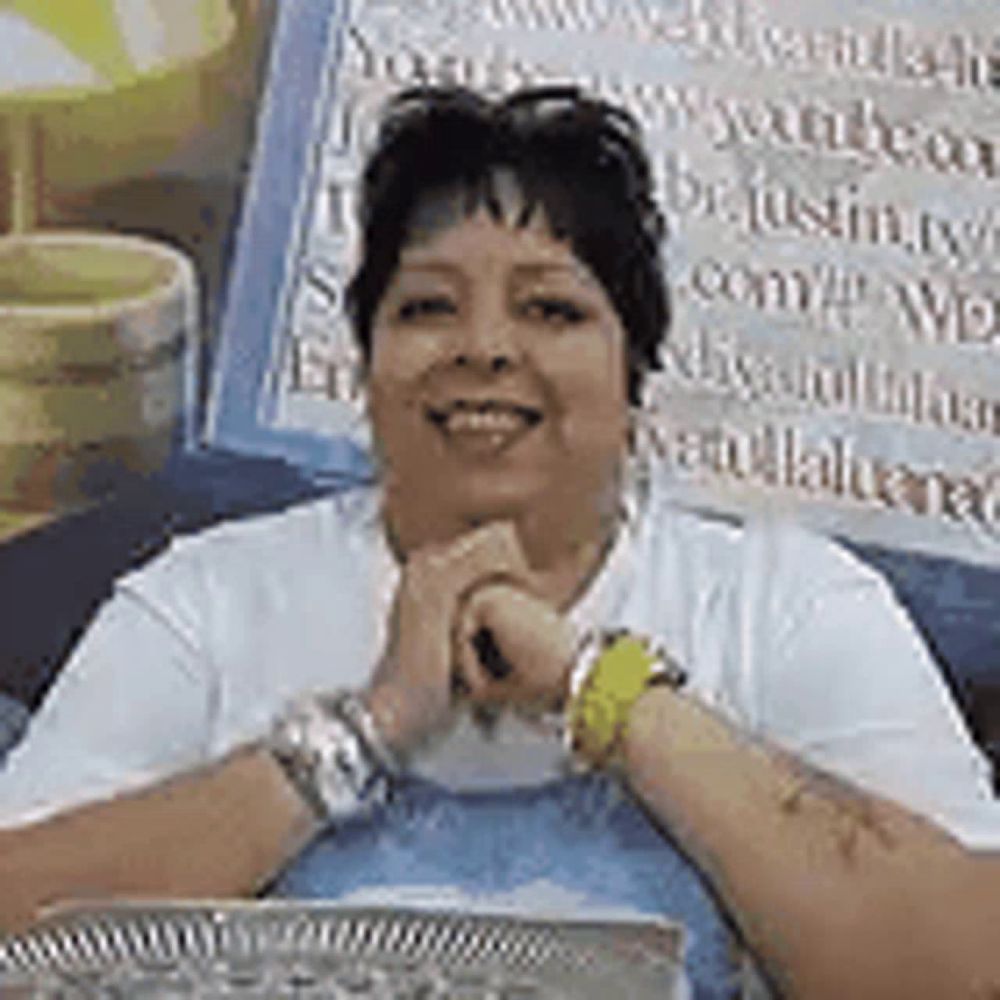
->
[383,481,622,611]
[544,531,618,610]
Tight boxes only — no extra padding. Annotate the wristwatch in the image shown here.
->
[268,691,400,827]
[565,630,689,766]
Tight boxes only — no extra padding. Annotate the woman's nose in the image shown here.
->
[451,306,518,372]
[453,352,512,372]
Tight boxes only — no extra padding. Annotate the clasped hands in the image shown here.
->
[364,522,577,758]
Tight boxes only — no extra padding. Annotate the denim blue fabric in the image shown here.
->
[268,772,741,999]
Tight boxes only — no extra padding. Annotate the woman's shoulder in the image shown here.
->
[118,483,384,600]
[641,476,885,601]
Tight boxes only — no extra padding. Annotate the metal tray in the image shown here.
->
[0,901,685,998]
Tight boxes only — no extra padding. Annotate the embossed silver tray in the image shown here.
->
[0,901,686,998]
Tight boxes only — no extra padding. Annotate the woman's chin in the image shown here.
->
[385,457,618,554]
[454,481,544,527]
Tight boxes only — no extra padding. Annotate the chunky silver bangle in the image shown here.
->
[330,690,403,777]
[268,692,394,827]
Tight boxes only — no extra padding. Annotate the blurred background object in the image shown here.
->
[0,0,275,540]
[16,0,277,320]
[1,0,238,230]
[0,230,196,523]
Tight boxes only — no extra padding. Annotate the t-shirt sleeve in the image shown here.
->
[0,563,214,830]
[753,528,1000,852]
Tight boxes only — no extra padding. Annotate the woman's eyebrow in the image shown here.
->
[392,258,598,288]
[513,262,600,288]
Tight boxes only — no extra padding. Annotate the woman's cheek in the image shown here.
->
[546,344,628,416]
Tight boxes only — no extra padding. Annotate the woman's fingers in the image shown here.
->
[367,521,539,753]
[417,521,536,600]
[454,581,576,711]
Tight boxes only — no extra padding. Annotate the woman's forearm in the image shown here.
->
[0,746,317,935]
[622,687,998,1000]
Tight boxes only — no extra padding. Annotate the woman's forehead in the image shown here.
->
[395,212,600,289]
[388,170,611,299]
[386,223,611,322]
[403,168,547,247]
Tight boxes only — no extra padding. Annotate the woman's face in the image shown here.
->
[367,201,630,547]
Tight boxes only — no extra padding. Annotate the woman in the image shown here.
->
[1,86,998,998]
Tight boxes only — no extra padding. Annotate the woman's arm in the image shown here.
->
[0,521,532,936]
[622,686,1000,1000]
[459,568,1000,1000]
[0,746,317,935]
[0,575,300,936]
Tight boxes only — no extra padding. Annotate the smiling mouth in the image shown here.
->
[425,399,543,453]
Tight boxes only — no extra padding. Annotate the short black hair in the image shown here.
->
[345,85,669,404]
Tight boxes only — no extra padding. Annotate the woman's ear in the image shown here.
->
[341,344,369,406]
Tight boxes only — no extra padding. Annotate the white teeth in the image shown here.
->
[445,409,526,433]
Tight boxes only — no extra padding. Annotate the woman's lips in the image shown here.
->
[426,399,542,455]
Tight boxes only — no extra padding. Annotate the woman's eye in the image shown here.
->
[521,297,587,326]
[396,296,456,322]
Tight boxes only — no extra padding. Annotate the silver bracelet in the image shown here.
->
[330,690,403,777]
[268,692,394,827]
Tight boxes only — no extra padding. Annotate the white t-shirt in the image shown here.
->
[1,481,998,849]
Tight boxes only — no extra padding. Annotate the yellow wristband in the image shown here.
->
[567,632,686,766]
